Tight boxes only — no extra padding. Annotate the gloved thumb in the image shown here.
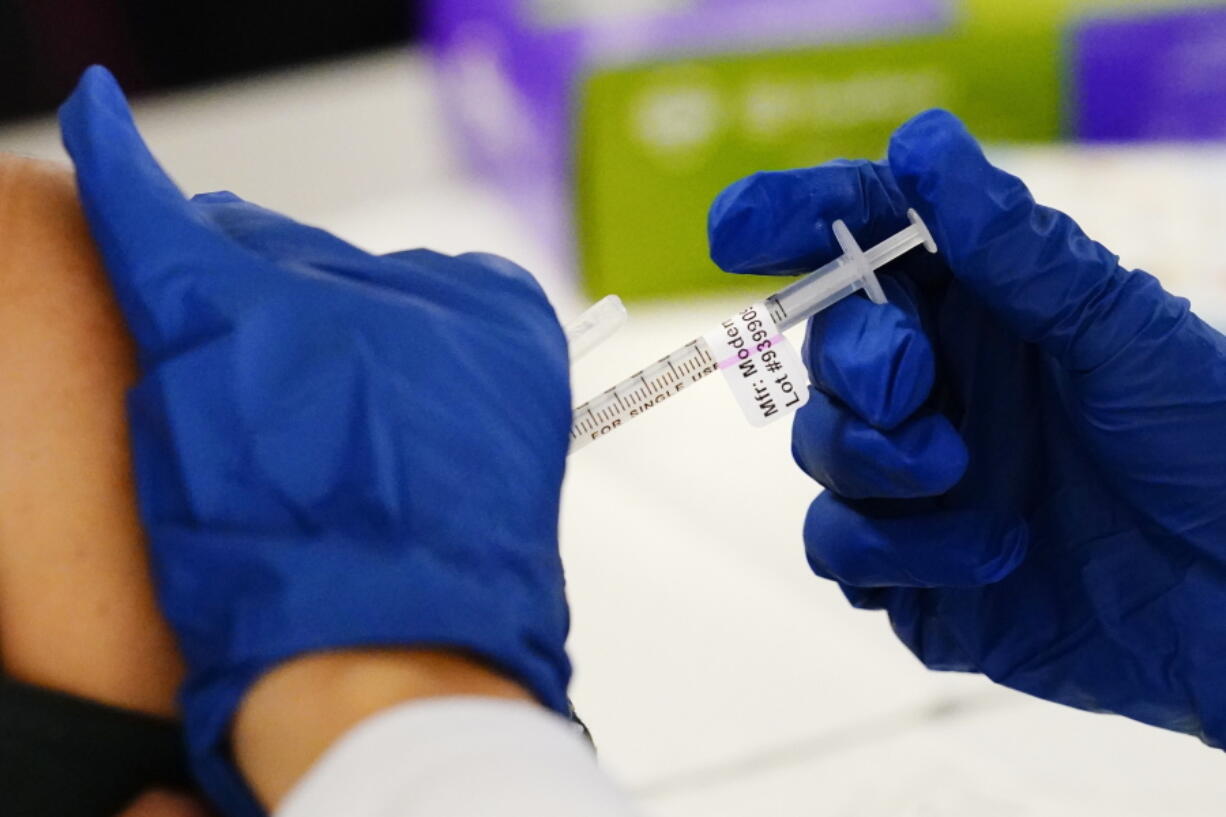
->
[59,66,234,359]
[888,110,1177,372]
[59,66,209,262]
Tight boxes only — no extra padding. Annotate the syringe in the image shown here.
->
[568,209,936,452]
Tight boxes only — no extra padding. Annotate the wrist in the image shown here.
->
[233,648,533,808]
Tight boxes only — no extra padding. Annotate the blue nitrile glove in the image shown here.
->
[59,66,573,816]
[708,109,1226,746]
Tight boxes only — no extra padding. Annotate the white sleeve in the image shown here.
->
[275,697,646,817]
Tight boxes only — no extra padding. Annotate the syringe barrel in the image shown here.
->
[766,256,864,332]
[766,210,936,332]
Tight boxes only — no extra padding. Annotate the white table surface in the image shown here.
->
[3,48,1224,816]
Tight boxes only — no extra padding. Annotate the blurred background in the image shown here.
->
[3,1,1226,815]
[0,0,417,120]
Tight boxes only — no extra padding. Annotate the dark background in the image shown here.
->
[0,0,419,122]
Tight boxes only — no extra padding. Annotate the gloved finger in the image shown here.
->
[835,584,979,675]
[707,159,912,275]
[192,198,540,312]
[455,252,565,338]
[59,67,198,249]
[791,388,968,499]
[191,191,379,272]
[381,250,559,323]
[381,248,439,263]
[58,67,239,355]
[455,251,552,298]
[803,490,1028,588]
[887,109,1163,372]
[803,274,934,429]
[377,248,492,297]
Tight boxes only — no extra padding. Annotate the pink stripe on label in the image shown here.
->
[717,334,784,369]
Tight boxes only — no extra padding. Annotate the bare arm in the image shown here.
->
[234,650,533,808]
[0,154,184,716]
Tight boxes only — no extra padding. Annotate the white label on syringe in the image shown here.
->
[701,303,809,427]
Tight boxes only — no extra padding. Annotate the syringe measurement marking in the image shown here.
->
[570,340,717,446]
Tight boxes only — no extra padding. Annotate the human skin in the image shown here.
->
[0,153,535,813]
[117,791,212,817]
[0,154,185,714]
[233,649,534,808]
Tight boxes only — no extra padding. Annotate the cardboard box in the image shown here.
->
[428,0,1223,299]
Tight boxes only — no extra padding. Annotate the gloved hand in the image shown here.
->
[708,109,1226,747]
[59,67,573,816]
